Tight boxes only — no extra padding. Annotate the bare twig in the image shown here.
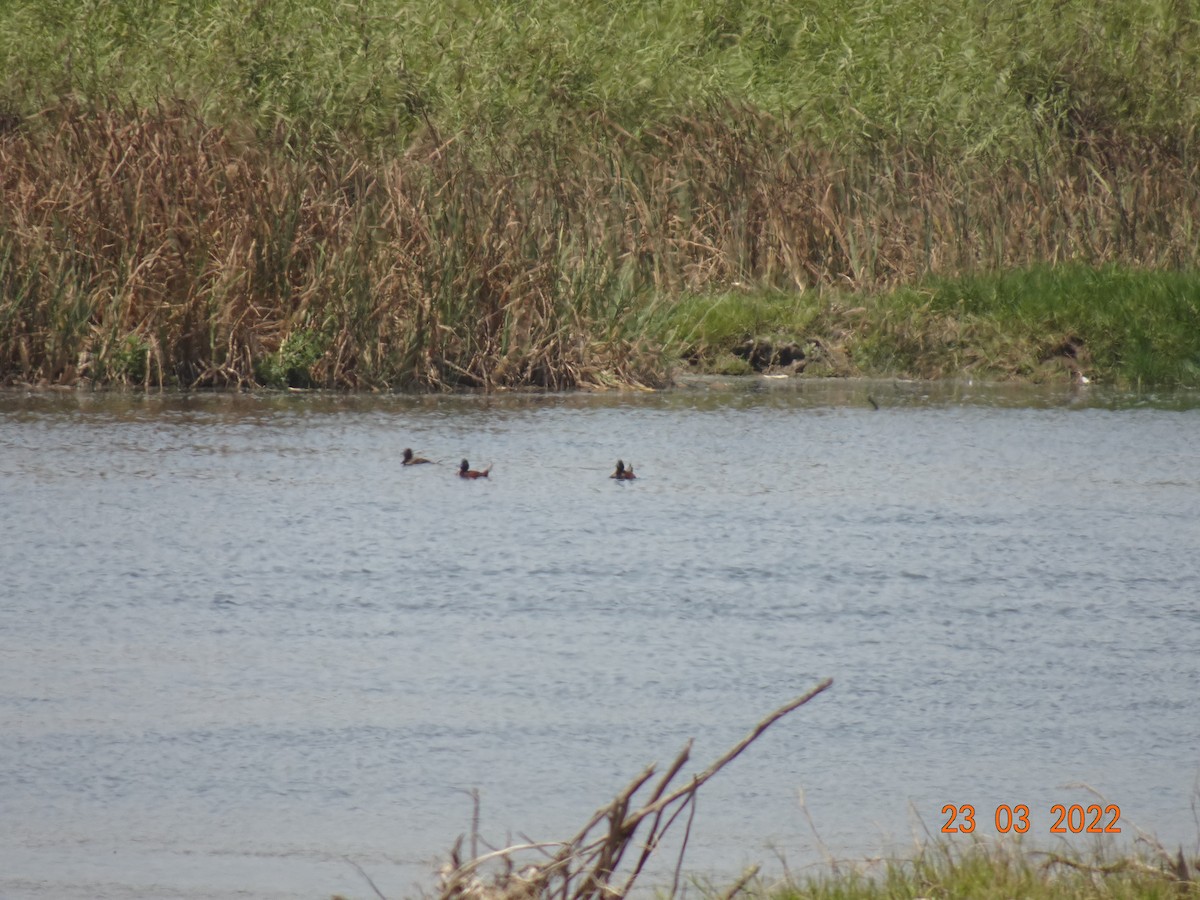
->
[436,679,834,900]
[347,856,389,900]
[668,791,698,899]
[614,678,834,836]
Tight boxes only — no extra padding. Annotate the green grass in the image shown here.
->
[653,291,809,357]
[655,266,1200,388]
[762,839,1198,900]
[885,266,1200,386]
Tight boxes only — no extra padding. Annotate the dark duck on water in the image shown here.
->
[610,460,636,480]
[458,459,491,479]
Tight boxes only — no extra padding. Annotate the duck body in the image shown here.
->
[610,460,636,480]
[402,448,432,465]
[458,459,491,479]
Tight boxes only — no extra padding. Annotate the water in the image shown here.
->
[2,380,1199,899]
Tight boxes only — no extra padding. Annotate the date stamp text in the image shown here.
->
[941,804,1121,835]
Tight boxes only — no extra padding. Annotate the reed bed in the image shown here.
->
[7,0,1200,157]
[3,100,1200,389]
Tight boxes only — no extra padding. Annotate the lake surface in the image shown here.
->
[2,379,1198,899]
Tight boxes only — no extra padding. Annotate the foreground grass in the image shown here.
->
[335,838,1199,900]
[762,839,1199,900]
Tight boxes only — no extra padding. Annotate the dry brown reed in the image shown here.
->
[3,100,1199,389]
[433,679,833,900]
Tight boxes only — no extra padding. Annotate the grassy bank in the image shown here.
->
[3,2,1200,390]
[657,266,1200,387]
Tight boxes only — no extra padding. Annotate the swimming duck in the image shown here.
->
[458,459,491,479]
[402,448,432,465]
[610,460,636,480]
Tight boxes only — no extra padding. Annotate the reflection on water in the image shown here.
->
[2,380,1199,899]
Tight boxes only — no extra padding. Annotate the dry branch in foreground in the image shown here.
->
[436,678,834,900]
